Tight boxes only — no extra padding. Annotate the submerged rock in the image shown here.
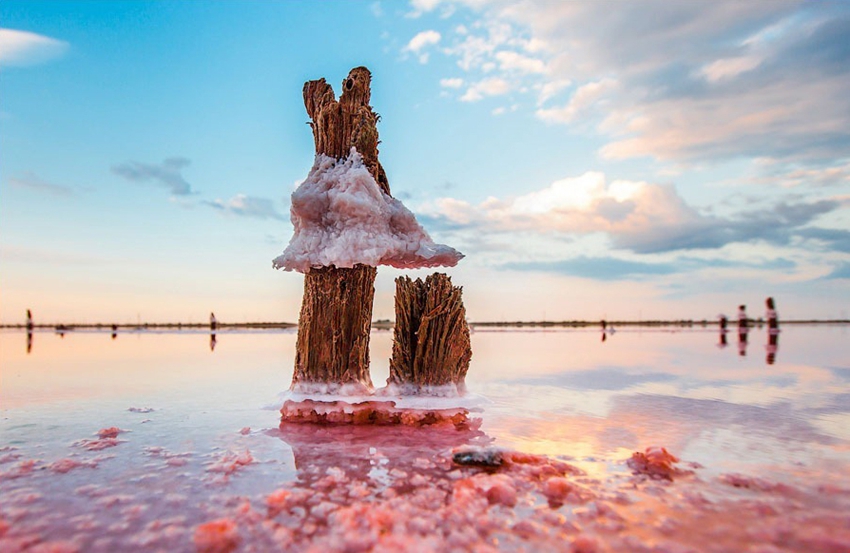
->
[452,447,504,468]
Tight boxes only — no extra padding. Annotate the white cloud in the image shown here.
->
[407,0,444,18]
[420,1,850,165]
[421,169,843,254]
[0,28,68,67]
[406,30,441,52]
[460,77,511,102]
[699,55,763,82]
[405,29,442,63]
[204,194,286,221]
[494,50,546,74]
[536,78,617,124]
[440,77,464,88]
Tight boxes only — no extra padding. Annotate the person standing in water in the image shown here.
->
[717,314,728,348]
[765,297,779,331]
[737,305,749,356]
[765,297,779,364]
[737,305,748,329]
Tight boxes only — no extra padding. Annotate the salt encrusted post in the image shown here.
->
[293,67,387,393]
[276,66,463,401]
[389,273,472,394]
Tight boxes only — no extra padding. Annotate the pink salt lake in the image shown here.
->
[1,325,849,552]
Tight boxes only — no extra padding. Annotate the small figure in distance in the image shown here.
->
[737,305,749,357]
[765,297,779,332]
[765,297,779,365]
[210,312,217,352]
[737,305,748,329]
[26,309,34,354]
[717,314,728,348]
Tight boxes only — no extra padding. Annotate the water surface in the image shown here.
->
[2,325,849,551]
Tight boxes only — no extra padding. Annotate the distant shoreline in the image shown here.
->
[2,319,848,331]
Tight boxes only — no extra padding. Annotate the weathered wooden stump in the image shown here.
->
[389,273,472,394]
[291,67,389,394]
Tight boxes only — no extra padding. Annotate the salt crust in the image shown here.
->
[273,149,463,272]
[279,386,488,426]
[281,386,489,410]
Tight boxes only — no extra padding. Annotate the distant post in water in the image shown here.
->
[26,309,33,331]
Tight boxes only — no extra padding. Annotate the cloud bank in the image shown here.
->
[420,170,842,254]
[412,2,850,169]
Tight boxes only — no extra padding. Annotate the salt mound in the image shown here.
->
[273,149,463,273]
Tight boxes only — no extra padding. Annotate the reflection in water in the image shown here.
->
[26,331,32,354]
[275,422,489,496]
[111,324,118,340]
[737,327,749,357]
[210,332,217,351]
[766,330,780,365]
[2,327,850,551]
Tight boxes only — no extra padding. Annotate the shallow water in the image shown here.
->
[2,325,849,551]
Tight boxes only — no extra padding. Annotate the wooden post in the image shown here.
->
[292,67,388,394]
[389,273,472,393]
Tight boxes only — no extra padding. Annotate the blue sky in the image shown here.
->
[1,0,849,324]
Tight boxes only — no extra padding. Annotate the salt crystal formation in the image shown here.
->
[273,149,463,273]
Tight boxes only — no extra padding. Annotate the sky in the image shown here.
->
[1,0,849,324]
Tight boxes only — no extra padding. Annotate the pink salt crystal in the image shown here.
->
[239,427,251,435]
[266,489,291,517]
[627,446,690,480]
[542,476,574,504]
[479,474,518,507]
[26,540,80,553]
[207,450,254,476]
[571,534,600,553]
[97,427,123,439]
[0,519,8,537]
[0,453,21,464]
[76,437,120,451]
[49,458,96,474]
[194,518,239,553]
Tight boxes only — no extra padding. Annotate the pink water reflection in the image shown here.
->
[1,326,849,551]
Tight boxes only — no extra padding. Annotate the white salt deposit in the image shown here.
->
[281,388,490,411]
[273,149,463,272]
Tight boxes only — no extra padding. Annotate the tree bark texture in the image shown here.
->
[294,265,377,393]
[292,67,388,392]
[389,273,472,392]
